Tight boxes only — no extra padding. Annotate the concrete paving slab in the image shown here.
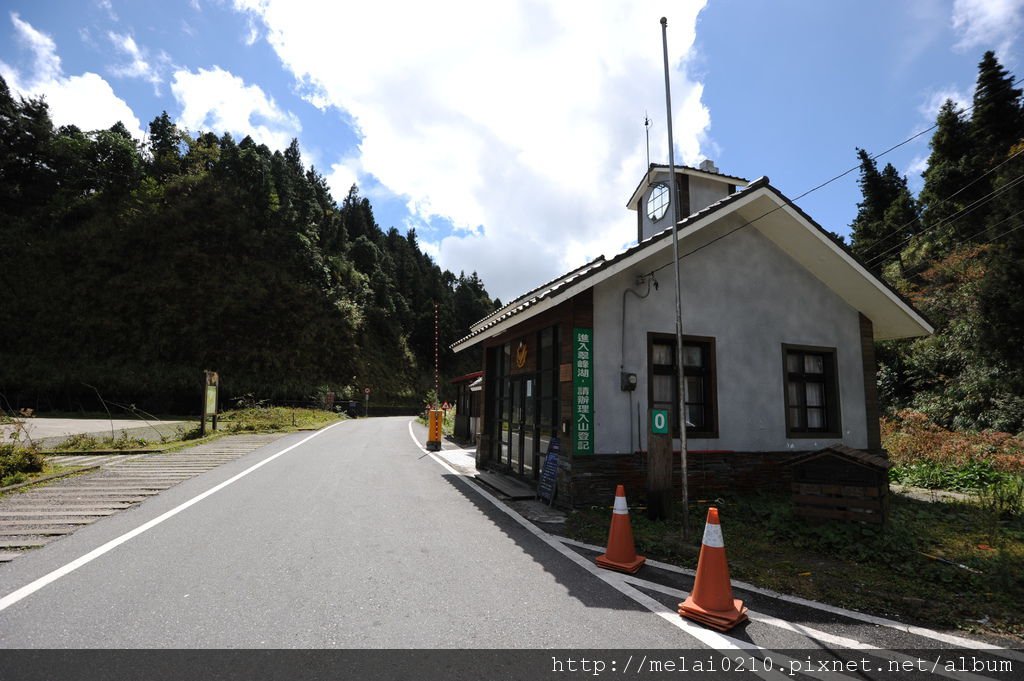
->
[0,538,50,547]
[0,510,117,517]
[0,518,95,526]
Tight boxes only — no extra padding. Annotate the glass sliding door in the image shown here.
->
[510,379,523,473]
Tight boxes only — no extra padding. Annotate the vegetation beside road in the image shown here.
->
[566,410,1024,640]
[1,407,342,489]
[565,491,1024,642]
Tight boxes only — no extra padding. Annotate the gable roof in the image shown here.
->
[452,178,933,352]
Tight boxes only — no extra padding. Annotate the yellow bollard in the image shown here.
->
[426,409,443,451]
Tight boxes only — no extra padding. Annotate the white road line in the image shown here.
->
[559,537,1020,659]
[405,421,803,681]
[406,421,1018,662]
[619,577,1003,681]
[0,422,345,614]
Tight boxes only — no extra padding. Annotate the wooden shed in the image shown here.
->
[785,445,890,524]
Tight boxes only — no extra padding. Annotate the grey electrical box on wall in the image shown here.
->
[620,372,637,391]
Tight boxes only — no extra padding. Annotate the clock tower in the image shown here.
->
[627,160,748,243]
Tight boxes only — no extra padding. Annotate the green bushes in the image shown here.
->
[0,442,44,487]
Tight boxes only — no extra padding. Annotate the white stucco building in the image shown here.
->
[452,163,932,506]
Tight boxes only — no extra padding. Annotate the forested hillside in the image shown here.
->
[0,76,497,413]
[848,51,1024,434]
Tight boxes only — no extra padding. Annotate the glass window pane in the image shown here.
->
[522,432,535,475]
[685,376,703,403]
[500,423,511,464]
[804,354,824,374]
[540,398,552,427]
[805,381,824,407]
[653,374,674,402]
[511,427,521,471]
[787,381,800,405]
[686,404,704,429]
[652,343,673,366]
[683,345,703,368]
[525,381,535,423]
[807,407,825,429]
[787,352,801,373]
[789,406,802,429]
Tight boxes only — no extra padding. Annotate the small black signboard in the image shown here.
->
[537,436,560,505]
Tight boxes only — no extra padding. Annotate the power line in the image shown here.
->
[980,208,1024,246]
[857,145,1024,260]
[791,74,1024,205]
[638,76,1024,280]
[864,170,1024,267]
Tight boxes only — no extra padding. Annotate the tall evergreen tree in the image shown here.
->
[848,148,918,273]
[970,51,1024,169]
[917,100,975,253]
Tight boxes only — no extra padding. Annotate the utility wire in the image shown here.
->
[864,170,1024,267]
[980,208,1024,246]
[640,77,1024,279]
[790,75,1024,204]
[858,145,1024,259]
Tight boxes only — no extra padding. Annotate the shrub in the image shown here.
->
[883,409,1024,475]
[0,442,44,486]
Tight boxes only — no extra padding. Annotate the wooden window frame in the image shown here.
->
[782,344,842,439]
[646,333,718,439]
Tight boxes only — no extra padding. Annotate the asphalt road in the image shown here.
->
[0,417,1021,672]
[0,417,688,647]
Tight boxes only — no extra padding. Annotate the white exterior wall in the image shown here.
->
[592,224,868,454]
[688,175,731,218]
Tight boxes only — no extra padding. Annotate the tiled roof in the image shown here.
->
[452,178,769,349]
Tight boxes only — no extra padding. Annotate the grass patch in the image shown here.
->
[54,431,156,451]
[564,493,1024,640]
[217,406,343,433]
[5,408,341,488]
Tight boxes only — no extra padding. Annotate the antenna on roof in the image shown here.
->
[644,112,652,185]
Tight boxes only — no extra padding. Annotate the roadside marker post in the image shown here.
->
[426,409,443,451]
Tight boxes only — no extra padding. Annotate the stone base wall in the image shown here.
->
[567,450,807,508]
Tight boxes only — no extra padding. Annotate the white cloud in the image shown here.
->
[233,0,711,301]
[108,31,162,90]
[98,0,118,21]
[906,154,929,191]
[919,86,971,119]
[952,0,1024,58]
[9,12,60,82]
[170,66,301,151]
[0,13,144,138]
[325,156,360,200]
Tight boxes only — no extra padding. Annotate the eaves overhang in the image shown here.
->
[452,178,933,352]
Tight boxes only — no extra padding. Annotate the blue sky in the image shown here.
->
[1,1,1021,302]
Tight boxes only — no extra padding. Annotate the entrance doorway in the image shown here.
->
[489,325,559,482]
[503,376,536,479]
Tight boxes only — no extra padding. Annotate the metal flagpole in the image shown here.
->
[660,16,689,540]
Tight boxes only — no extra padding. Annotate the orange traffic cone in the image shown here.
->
[595,485,645,574]
[678,507,748,631]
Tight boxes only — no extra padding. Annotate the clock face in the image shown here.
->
[647,183,670,222]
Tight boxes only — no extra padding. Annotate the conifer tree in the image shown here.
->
[849,149,918,273]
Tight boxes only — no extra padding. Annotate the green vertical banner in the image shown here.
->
[573,327,594,455]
